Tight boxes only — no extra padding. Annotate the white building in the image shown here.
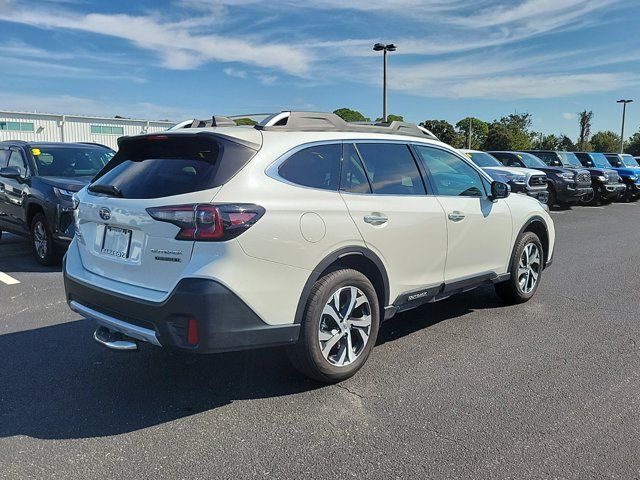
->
[0,110,175,150]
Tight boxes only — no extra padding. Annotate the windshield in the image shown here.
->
[32,146,114,177]
[590,153,612,169]
[464,151,502,168]
[518,152,547,169]
[558,152,582,166]
[622,154,640,167]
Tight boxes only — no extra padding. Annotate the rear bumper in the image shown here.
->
[64,271,300,354]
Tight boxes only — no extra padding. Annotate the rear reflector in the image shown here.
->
[146,203,265,241]
[187,318,199,345]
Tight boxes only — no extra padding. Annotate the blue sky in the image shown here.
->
[0,0,638,139]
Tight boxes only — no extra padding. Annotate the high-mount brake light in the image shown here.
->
[146,135,169,141]
[146,204,265,241]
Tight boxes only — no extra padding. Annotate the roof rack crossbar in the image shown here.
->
[255,111,438,140]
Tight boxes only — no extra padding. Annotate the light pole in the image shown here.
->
[617,99,633,153]
[373,43,396,122]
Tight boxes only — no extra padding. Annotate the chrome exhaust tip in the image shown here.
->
[94,326,138,351]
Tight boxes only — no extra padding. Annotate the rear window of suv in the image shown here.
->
[90,134,257,199]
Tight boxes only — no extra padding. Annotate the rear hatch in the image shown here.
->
[75,131,260,293]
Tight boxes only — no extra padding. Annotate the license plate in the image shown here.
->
[101,226,132,259]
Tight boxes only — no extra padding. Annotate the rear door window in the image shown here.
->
[340,144,371,193]
[355,143,426,195]
[91,134,257,199]
[278,144,341,190]
[0,149,9,167]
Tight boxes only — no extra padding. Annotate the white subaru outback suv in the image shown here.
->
[64,112,555,383]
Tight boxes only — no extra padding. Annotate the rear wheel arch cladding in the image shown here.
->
[294,247,390,325]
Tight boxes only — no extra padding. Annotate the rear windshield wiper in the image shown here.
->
[88,184,123,198]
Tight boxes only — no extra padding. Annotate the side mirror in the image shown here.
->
[507,161,520,167]
[552,160,562,167]
[490,181,510,201]
[0,166,23,180]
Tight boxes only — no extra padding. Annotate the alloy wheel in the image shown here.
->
[518,243,541,294]
[318,286,372,367]
[33,221,48,259]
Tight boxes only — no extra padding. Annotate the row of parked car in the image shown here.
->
[461,149,640,208]
[0,112,635,382]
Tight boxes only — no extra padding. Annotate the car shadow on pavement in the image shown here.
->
[0,319,319,440]
[0,286,503,441]
[377,284,502,346]
[0,234,62,274]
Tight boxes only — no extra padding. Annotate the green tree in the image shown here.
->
[558,135,577,151]
[625,130,640,156]
[333,108,370,122]
[590,131,621,153]
[234,117,258,126]
[420,120,460,146]
[577,110,593,151]
[375,114,404,122]
[455,117,488,150]
[483,113,534,150]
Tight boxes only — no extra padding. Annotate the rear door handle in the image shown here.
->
[447,211,465,222]
[364,214,388,226]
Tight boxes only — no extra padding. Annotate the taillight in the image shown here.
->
[187,318,199,345]
[146,203,265,241]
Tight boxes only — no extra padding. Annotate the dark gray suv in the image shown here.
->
[0,141,114,264]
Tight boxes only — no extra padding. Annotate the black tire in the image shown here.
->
[31,212,59,266]
[548,186,557,208]
[585,188,600,206]
[287,269,380,383]
[495,231,544,305]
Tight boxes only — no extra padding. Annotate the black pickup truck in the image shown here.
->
[488,151,592,207]
[525,150,624,205]
[0,141,115,264]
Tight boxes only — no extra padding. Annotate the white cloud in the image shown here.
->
[0,2,312,75]
[223,68,248,79]
[563,112,576,120]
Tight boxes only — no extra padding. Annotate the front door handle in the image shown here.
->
[364,214,388,226]
[447,211,466,222]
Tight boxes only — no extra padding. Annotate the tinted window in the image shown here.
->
[33,146,114,177]
[0,149,9,166]
[279,144,340,190]
[340,144,371,193]
[91,135,256,199]
[605,154,622,167]
[529,152,556,165]
[7,150,28,176]
[415,146,485,197]
[356,143,425,195]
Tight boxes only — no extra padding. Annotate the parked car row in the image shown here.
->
[0,112,558,383]
[460,149,640,208]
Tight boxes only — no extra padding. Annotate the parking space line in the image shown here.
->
[0,272,20,285]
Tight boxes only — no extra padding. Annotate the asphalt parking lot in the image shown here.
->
[1,202,640,479]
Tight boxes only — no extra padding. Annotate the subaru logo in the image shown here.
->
[99,207,111,221]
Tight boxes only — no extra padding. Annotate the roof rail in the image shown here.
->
[255,111,438,140]
[168,115,237,130]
